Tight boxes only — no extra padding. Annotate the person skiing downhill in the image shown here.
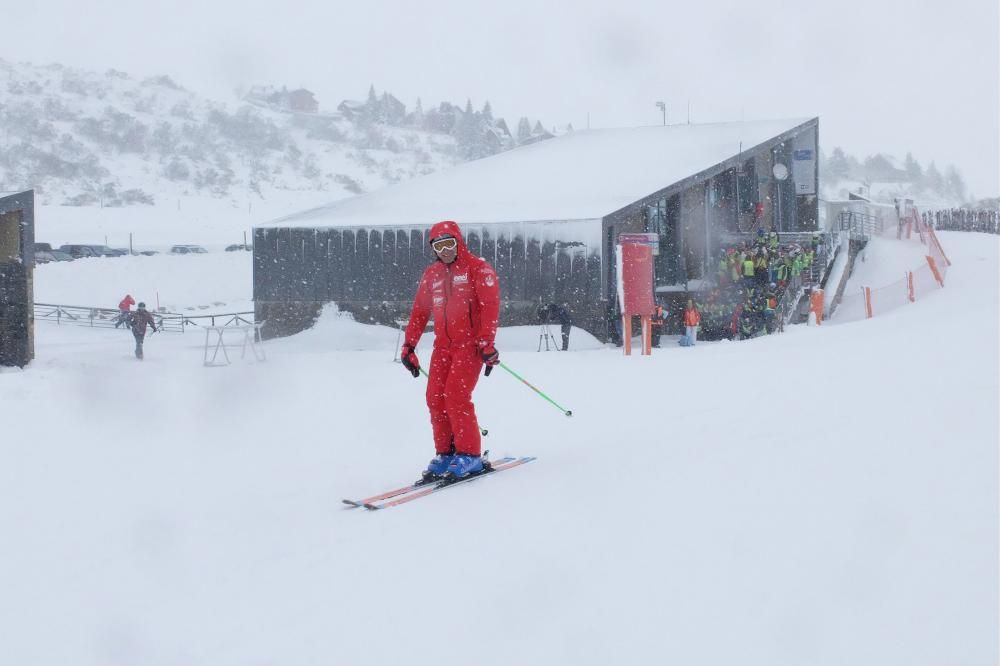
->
[400,221,501,480]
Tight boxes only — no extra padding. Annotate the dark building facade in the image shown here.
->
[0,190,35,367]
[254,118,819,341]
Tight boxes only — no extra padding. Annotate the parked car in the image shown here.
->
[58,244,100,259]
[85,245,127,257]
[225,243,252,252]
[137,250,159,256]
[35,250,73,264]
[34,242,53,252]
[170,244,208,254]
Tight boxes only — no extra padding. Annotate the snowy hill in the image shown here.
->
[3,231,997,665]
[0,58,462,206]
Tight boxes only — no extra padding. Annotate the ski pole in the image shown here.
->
[497,361,573,417]
[419,367,489,436]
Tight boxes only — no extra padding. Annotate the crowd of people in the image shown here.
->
[692,230,818,341]
[924,208,999,235]
[609,230,826,346]
[715,230,816,291]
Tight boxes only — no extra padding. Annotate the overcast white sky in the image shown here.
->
[3,0,998,196]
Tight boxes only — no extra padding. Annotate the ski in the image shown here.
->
[363,456,536,511]
[342,456,515,508]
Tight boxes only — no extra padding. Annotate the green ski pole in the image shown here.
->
[497,361,573,417]
[419,367,489,436]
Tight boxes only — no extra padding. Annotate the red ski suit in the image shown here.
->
[404,221,500,456]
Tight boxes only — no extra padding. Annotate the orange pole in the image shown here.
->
[926,256,944,287]
[864,287,873,319]
[928,227,952,266]
[907,271,915,302]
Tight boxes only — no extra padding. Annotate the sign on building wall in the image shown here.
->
[792,129,817,195]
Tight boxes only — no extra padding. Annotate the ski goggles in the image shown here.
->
[431,236,458,252]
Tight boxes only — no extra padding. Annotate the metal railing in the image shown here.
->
[160,312,256,331]
[33,303,254,333]
[838,211,883,241]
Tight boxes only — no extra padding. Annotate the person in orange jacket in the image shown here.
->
[682,298,701,346]
[400,220,501,480]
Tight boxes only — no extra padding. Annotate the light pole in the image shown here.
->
[655,101,666,126]
[772,162,789,232]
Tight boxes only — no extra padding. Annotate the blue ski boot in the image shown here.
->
[446,453,485,479]
[423,453,454,480]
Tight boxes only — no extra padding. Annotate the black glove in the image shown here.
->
[400,344,420,378]
[478,341,499,377]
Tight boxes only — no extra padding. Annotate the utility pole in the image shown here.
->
[655,101,666,126]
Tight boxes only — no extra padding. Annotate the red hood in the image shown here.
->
[428,220,471,262]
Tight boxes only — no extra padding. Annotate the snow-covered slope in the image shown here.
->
[0,58,460,206]
[2,231,997,665]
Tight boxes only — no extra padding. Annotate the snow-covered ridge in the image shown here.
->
[0,59,461,206]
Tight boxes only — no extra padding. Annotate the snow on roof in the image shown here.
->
[262,117,815,229]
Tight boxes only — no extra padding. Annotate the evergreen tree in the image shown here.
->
[481,100,493,123]
[411,97,425,128]
[363,84,382,124]
[454,99,481,159]
[904,152,923,185]
[944,165,967,202]
[517,117,532,144]
[925,162,944,194]
[532,120,545,135]
[827,147,850,181]
[863,153,895,181]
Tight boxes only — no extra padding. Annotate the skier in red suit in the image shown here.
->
[400,220,501,479]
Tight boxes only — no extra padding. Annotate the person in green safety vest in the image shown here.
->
[775,258,789,288]
[754,250,769,285]
[717,250,730,286]
[742,254,755,288]
[791,252,804,278]
[768,230,779,250]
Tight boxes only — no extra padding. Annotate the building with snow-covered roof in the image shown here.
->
[253,117,819,339]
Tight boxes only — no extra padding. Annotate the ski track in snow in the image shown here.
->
[1,231,997,666]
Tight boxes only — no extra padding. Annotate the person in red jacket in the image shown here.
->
[400,221,501,479]
[114,294,135,328]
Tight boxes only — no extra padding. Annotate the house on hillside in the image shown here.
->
[253,118,820,340]
[337,93,407,125]
[380,93,406,125]
[246,86,319,113]
[286,89,318,113]
[337,99,367,121]
[519,121,555,146]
